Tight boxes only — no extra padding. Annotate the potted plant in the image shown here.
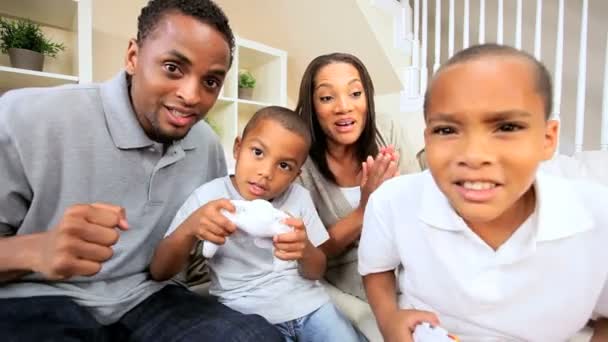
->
[0,17,65,71]
[238,70,256,100]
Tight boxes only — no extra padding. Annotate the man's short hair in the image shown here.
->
[137,0,235,66]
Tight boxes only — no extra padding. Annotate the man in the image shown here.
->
[0,0,282,340]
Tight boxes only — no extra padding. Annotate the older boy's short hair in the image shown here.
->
[242,106,312,150]
[424,43,553,119]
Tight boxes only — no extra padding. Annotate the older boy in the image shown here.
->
[358,44,608,341]
[151,106,362,341]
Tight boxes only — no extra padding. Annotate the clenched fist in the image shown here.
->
[33,203,128,280]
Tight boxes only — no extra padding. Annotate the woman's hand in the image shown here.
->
[359,145,400,209]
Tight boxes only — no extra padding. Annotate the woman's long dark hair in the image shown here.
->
[295,53,383,183]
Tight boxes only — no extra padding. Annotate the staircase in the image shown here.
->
[369,0,608,154]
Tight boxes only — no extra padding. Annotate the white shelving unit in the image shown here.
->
[0,0,92,91]
[206,36,287,169]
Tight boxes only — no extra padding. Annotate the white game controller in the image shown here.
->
[413,322,459,342]
[201,199,293,271]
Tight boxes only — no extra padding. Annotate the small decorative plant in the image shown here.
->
[0,17,65,71]
[238,70,256,89]
[0,18,65,57]
[238,70,256,99]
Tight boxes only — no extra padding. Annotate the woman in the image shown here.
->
[295,53,420,301]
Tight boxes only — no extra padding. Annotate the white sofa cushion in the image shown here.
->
[541,151,608,186]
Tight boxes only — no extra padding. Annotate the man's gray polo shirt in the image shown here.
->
[0,72,227,324]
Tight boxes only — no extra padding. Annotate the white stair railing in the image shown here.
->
[515,0,523,49]
[553,0,565,121]
[534,0,543,60]
[496,0,503,45]
[603,33,608,152]
[448,0,455,58]
[433,0,441,73]
[395,0,606,154]
[420,0,428,94]
[478,0,485,44]
[463,0,469,49]
[574,0,589,153]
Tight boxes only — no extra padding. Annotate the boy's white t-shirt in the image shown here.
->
[359,170,608,341]
[166,176,330,324]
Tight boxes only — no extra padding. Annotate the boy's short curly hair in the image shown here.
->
[243,106,312,155]
[424,43,552,120]
[137,0,235,66]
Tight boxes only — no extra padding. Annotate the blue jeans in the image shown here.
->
[275,302,366,342]
[0,284,283,342]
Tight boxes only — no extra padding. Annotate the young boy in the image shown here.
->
[358,44,608,341]
[151,106,361,341]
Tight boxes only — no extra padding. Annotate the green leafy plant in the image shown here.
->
[0,17,65,57]
[238,70,256,89]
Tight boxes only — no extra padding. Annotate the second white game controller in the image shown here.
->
[413,322,458,342]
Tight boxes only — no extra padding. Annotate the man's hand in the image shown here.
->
[33,203,128,281]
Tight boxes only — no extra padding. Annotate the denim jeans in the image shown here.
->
[274,302,367,342]
[0,284,283,342]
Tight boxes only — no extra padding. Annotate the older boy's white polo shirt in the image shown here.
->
[359,171,608,341]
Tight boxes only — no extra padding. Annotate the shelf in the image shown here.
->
[0,65,78,89]
[236,37,286,105]
[217,96,236,103]
[237,98,274,107]
[0,0,92,89]
[214,97,276,108]
[237,101,274,135]
[0,0,77,31]
[220,64,238,99]
[206,100,237,147]
[205,36,286,168]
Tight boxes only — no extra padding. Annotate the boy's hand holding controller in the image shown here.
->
[380,309,440,342]
[273,217,314,262]
[201,199,296,270]
[187,199,237,246]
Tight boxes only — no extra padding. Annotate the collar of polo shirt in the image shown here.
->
[418,171,594,243]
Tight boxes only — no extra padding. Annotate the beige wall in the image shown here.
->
[92,0,402,100]
[424,0,608,153]
[92,1,145,82]
[91,1,424,149]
